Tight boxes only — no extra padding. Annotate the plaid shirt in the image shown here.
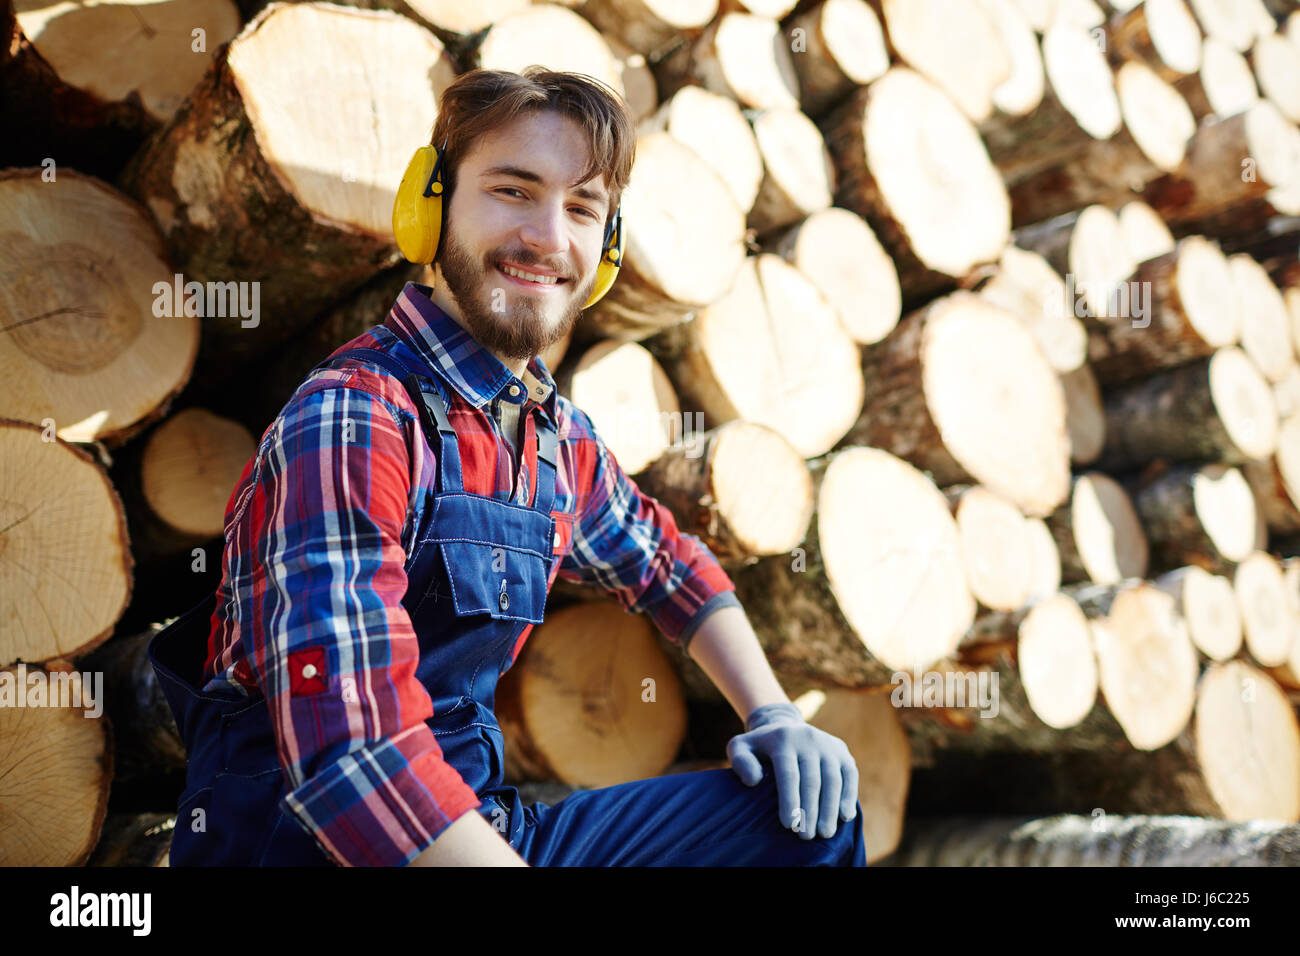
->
[203,281,740,866]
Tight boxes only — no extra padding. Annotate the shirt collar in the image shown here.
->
[384,281,559,424]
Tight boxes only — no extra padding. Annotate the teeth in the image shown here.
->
[501,264,559,284]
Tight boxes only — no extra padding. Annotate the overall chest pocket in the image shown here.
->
[440,539,548,623]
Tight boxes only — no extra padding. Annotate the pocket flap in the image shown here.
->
[439,540,548,623]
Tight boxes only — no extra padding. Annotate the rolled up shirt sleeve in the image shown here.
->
[239,382,481,866]
[557,406,742,652]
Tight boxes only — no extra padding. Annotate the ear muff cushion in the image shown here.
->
[583,210,623,309]
[393,145,442,264]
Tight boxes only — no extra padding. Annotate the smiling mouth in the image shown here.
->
[496,262,569,289]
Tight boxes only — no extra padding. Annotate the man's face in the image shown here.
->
[436,110,610,361]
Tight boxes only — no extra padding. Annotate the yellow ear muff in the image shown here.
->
[584,203,623,309]
[392,143,446,264]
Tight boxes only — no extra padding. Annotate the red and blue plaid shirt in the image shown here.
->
[203,281,740,866]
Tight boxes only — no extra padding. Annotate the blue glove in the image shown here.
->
[727,702,859,840]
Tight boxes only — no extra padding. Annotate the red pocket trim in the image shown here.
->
[289,647,327,697]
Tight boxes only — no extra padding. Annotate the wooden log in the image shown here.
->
[1188,0,1275,53]
[80,627,187,783]
[1134,462,1258,574]
[0,169,200,446]
[114,408,256,565]
[746,107,835,237]
[1088,235,1240,386]
[1025,516,1063,601]
[1104,0,1203,82]
[1234,550,1299,666]
[1153,565,1243,660]
[0,0,240,178]
[1252,30,1300,124]
[0,662,113,865]
[730,447,976,688]
[474,5,624,95]
[1012,204,1135,321]
[495,601,687,787]
[791,687,911,863]
[636,85,763,215]
[784,0,890,119]
[578,0,718,59]
[822,67,1012,300]
[1117,199,1176,263]
[841,291,1070,517]
[1047,0,1107,28]
[647,255,863,458]
[883,813,1300,866]
[117,3,455,366]
[1096,346,1279,472]
[763,207,901,345]
[972,243,1088,372]
[1230,252,1297,384]
[1244,412,1300,534]
[1005,61,1197,228]
[1142,104,1300,238]
[868,0,1012,123]
[1047,472,1148,584]
[651,11,800,110]
[979,21,1122,186]
[577,132,746,340]
[630,420,814,562]
[1059,362,1106,464]
[0,419,132,667]
[943,485,1035,611]
[87,812,174,867]
[606,36,659,124]
[979,0,1046,120]
[1175,35,1262,120]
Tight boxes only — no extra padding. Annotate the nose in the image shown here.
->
[517,199,567,259]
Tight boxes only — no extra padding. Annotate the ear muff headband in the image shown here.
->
[392,137,623,309]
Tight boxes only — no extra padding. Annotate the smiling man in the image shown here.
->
[149,67,866,868]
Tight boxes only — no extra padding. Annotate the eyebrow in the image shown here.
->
[480,164,608,205]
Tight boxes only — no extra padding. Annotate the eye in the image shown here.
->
[495,187,526,198]
[572,206,599,220]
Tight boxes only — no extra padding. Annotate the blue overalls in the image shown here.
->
[149,340,866,866]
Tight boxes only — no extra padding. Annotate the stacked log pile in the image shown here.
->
[3,0,1300,867]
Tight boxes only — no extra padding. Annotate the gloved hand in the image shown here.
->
[727,701,859,840]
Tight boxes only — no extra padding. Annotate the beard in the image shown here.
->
[437,226,596,361]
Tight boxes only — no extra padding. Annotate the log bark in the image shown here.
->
[579,0,719,59]
[883,814,1300,865]
[1134,462,1259,575]
[116,3,455,366]
[730,447,976,688]
[785,0,890,119]
[0,0,240,180]
[631,420,814,562]
[0,169,200,446]
[840,290,1071,517]
[1096,346,1279,472]
[822,67,1011,300]
[81,628,188,783]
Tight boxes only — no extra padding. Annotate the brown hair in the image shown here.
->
[429,66,636,225]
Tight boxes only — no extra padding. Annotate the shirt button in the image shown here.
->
[508,384,521,398]
[301,664,318,679]
[553,530,561,548]
[499,590,510,611]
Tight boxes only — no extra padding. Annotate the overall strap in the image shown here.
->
[533,416,558,516]
[309,346,463,494]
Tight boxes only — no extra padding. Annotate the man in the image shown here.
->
[150,67,865,867]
